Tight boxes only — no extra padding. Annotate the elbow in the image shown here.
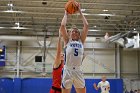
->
[60,25,65,30]
[60,24,66,28]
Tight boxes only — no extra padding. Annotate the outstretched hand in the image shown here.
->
[74,1,81,13]
[93,83,97,87]
[93,83,99,90]
[64,10,68,15]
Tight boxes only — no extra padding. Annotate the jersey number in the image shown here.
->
[74,48,78,56]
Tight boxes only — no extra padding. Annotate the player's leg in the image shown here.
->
[75,87,86,93]
[62,88,71,93]
[73,70,86,93]
[61,68,73,93]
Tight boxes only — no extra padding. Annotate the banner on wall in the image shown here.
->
[0,45,6,66]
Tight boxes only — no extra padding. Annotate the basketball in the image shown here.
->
[65,0,79,14]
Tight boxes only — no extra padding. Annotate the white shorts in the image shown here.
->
[61,65,85,89]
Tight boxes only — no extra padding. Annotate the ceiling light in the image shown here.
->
[97,14,115,16]
[0,27,30,30]
[11,27,30,29]
[89,29,100,31]
[2,10,23,13]
[7,3,13,11]
[0,27,4,29]
[93,26,97,28]
[1,2,23,13]
[134,28,136,31]
[103,10,109,12]
[7,3,13,7]
[80,13,115,16]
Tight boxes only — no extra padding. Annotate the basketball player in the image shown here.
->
[49,33,64,93]
[59,3,88,93]
[93,75,110,93]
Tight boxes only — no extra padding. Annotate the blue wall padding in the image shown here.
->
[14,78,22,93]
[0,78,123,93]
[115,79,123,93]
[86,79,101,93]
[21,78,52,93]
[0,78,14,93]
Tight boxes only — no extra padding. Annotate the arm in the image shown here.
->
[77,4,88,43]
[107,82,110,91]
[82,53,86,62]
[60,10,69,45]
[107,86,110,91]
[53,33,62,68]
[93,83,99,90]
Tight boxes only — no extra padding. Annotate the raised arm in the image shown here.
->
[78,4,89,43]
[93,83,99,90]
[60,10,69,45]
[54,32,62,68]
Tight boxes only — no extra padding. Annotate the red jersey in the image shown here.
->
[52,62,64,88]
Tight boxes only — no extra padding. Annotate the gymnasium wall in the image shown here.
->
[0,78,123,93]
[82,49,115,78]
[121,50,139,78]
[0,38,139,92]
[1,40,139,79]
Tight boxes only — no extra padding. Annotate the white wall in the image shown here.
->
[0,38,139,79]
[82,49,115,78]
[121,50,139,78]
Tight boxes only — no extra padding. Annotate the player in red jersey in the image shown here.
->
[50,32,64,93]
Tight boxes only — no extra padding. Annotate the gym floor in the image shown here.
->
[0,0,140,93]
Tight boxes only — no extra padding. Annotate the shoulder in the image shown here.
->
[78,39,83,43]
[98,81,102,84]
[106,81,109,83]
[106,81,110,84]
[53,62,63,70]
[65,39,71,44]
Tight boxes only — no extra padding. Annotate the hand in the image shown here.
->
[93,83,98,90]
[78,3,81,12]
[104,86,109,91]
[74,1,81,13]
[106,86,110,90]
[93,83,97,87]
[64,10,68,15]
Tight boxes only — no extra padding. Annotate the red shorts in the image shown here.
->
[50,89,61,93]
[49,86,61,93]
